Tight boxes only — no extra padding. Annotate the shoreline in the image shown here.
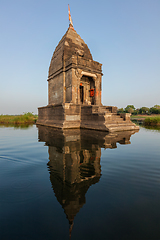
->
[0,113,38,125]
[131,115,160,126]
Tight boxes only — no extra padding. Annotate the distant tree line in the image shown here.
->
[118,105,160,115]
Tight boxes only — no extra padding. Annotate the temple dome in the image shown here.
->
[48,26,93,78]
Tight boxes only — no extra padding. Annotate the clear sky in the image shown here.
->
[0,0,160,114]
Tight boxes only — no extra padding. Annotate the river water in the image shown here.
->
[0,124,160,240]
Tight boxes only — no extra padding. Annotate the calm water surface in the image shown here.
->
[0,125,160,240]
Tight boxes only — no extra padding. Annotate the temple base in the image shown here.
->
[37,104,139,132]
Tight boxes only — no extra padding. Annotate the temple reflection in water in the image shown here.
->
[37,126,138,237]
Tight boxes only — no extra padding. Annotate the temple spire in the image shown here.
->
[69,221,74,239]
[68,4,74,29]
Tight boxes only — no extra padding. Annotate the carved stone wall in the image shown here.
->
[48,73,63,104]
[47,26,103,106]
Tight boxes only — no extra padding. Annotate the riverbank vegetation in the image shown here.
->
[118,105,160,115]
[118,105,160,126]
[0,112,38,124]
[144,116,160,126]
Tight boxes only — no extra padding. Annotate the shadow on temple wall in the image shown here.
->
[37,126,138,238]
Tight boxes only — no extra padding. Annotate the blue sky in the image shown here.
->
[0,0,160,114]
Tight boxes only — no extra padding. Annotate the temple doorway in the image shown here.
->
[80,76,95,105]
[80,85,84,104]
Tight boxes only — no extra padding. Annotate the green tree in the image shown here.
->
[125,105,135,114]
[150,107,160,114]
[139,107,150,114]
[132,108,139,115]
[154,105,160,109]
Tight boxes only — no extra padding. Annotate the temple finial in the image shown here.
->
[69,221,74,239]
[68,4,74,29]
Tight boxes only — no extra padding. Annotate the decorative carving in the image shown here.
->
[75,68,82,80]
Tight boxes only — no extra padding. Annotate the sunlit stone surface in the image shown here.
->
[37,24,139,132]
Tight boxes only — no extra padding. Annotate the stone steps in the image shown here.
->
[92,107,110,114]
[104,113,124,122]
[105,124,139,132]
[105,120,127,124]
[81,105,139,132]
[92,110,128,123]
[105,122,135,127]
[104,121,139,132]
[99,107,110,113]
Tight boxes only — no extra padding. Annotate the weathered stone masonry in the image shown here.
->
[47,26,102,106]
[37,24,139,132]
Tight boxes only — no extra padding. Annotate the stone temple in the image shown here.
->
[37,19,139,132]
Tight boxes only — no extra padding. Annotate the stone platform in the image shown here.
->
[36,103,139,132]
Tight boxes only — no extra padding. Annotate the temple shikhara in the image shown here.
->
[37,7,139,132]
